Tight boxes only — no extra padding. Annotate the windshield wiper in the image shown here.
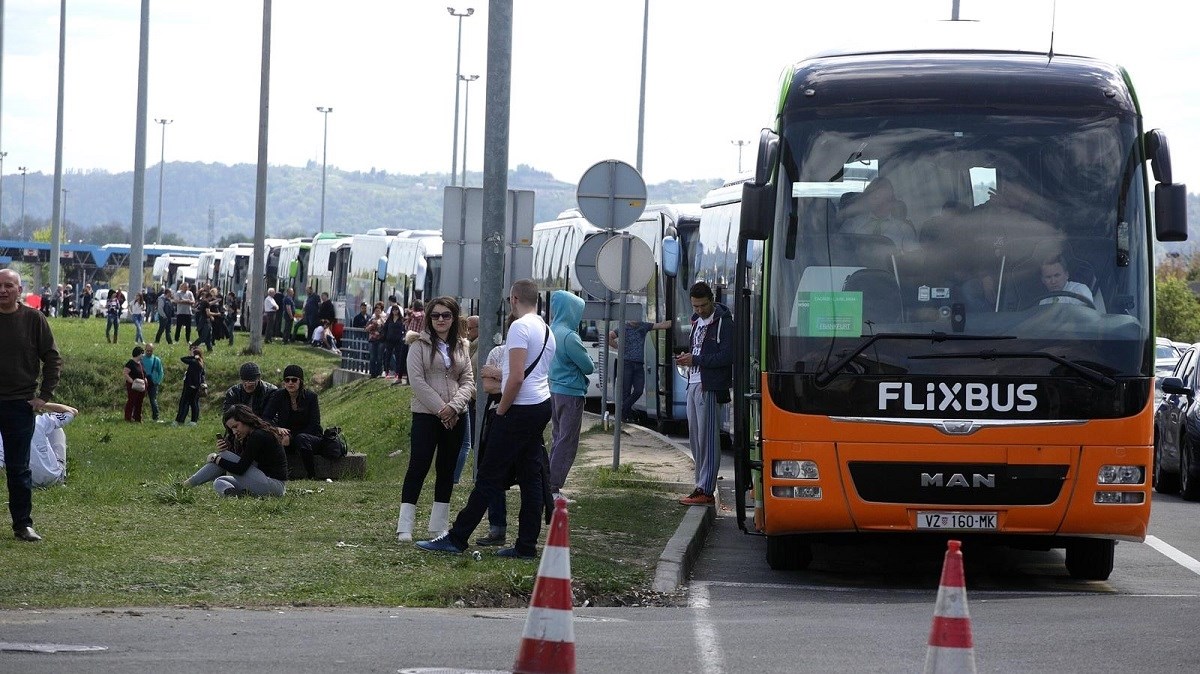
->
[815,333,1017,386]
[910,350,1116,389]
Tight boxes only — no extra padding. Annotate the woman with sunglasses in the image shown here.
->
[183,404,287,497]
[262,364,323,480]
[395,296,475,542]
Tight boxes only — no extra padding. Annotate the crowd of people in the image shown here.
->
[3,272,735,563]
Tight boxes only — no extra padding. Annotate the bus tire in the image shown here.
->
[766,535,812,571]
[1065,539,1114,581]
[1180,436,1200,501]
[1153,431,1180,494]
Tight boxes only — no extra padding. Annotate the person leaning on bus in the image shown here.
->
[674,280,733,507]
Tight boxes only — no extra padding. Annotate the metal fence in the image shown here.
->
[339,327,370,374]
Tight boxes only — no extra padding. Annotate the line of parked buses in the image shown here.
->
[149,179,746,435]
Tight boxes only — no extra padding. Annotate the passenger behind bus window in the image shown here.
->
[837,177,917,251]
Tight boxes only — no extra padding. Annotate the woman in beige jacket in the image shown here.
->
[396,296,476,542]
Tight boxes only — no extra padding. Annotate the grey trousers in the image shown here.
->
[549,393,586,492]
[186,450,286,497]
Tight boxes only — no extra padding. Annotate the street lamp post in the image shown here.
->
[18,166,27,238]
[447,6,474,187]
[61,188,68,240]
[459,74,479,187]
[154,118,173,245]
[0,151,7,228]
[731,140,751,174]
[316,106,333,233]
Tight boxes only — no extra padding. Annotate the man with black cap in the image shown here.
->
[222,362,277,417]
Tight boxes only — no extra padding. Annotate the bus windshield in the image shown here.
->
[768,111,1151,384]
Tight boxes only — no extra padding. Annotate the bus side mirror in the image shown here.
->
[741,129,779,241]
[376,256,388,282]
[1156,183,1188,242]
[662,237,680,278]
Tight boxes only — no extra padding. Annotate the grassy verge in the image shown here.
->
[0,317,684,608]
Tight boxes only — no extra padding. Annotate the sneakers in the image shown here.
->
[14,526,42,542]
[186,421,198,426]
[494,546,537,559]
[679,488,715,506]
[415,533,465,554]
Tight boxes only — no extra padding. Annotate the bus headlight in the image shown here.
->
[1097,465,1144,484]
[772,460,819,479]
[1094,491,1145,504]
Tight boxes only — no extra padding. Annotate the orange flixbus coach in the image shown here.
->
[732,39,1188,580]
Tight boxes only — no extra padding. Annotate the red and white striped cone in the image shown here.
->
[924,539,977,674]
[513,496,575,674]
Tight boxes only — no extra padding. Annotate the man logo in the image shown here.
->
[921,472,997,488]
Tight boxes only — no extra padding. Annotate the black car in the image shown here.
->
[1153,342,1200,500]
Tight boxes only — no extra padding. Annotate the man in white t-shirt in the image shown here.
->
[418,279,556,559]
[1038,255,1095,307]
[173,282,196,344]
[0,404,76,487]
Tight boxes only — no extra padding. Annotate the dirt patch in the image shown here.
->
[573,417,695,489]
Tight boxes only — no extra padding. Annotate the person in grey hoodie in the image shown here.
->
[547,290,595,500]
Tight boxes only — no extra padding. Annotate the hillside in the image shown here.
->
[0,163,724,247]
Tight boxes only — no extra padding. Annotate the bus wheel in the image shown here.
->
[1065,539,1114,581]
[1154,433,1180,495]
[766,535,812,571]
[1181,437,1200,501]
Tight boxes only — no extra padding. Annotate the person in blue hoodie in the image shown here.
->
[547,290,595,501]
[674,281,733,506]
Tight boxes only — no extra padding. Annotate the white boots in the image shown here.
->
[429,502,450,537]
[396,502,416,542]
[397,502,451,542]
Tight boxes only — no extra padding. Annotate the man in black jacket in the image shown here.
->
[221,362,277,417]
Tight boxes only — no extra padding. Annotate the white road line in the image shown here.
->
[689,582,725,674]
[698,579,1198,597]
[1145,535,1200,576]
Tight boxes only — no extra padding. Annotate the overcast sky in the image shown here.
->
[2,0,1197,187]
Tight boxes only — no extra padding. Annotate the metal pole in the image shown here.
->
[155,119,173,245]
[129,0,149,301]
[61,188,67,237]
[49,0,66,291]
[475,0,511,450]
[316,106,332,233]
[18,166,26,236]
[0,152,6,228]
[250,0,273,354]
[460,74,478,187]
[732,139,750,174]
[636,0,648,173]
[448,7,473,187]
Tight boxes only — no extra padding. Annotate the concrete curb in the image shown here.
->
[584,413,720,594]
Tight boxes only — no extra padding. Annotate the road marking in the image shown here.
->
[696,579,1198,598]
[688,582,725,674]
[1145,535,1200,576]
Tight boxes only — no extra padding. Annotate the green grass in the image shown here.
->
[0,317,683,608]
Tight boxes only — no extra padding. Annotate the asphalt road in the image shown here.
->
[3,444,1199,673]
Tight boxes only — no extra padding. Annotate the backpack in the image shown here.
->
[318,426,348,459]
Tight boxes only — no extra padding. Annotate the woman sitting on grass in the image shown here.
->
[184,404,288,497]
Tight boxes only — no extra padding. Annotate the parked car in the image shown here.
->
[1156,336,1182,375]
[91,288,130,319]
[1153,342,1200,500]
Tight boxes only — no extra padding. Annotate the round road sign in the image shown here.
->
[576,160,647,229]
[596,234,654,294]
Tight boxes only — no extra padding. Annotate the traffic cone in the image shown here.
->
[513,496,575,674]
[923,539,977,674]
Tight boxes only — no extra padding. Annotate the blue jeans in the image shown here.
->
[368,340,386,377]
[106,314,120,341]
[147,380,161,420]
[131,314,144,343]
[621,359,645,419]
[0,399,37,530]
[447,399,551,556]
